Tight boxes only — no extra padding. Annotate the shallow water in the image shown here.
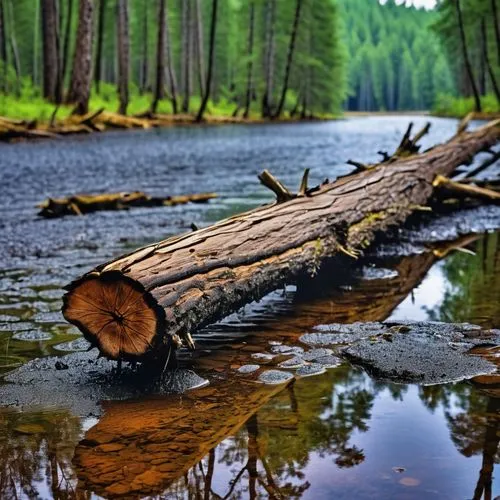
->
[0,116,499,499]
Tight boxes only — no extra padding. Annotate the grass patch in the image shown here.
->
[433,93,500,118]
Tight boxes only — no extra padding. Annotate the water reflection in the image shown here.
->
[0,409,82,499]
[427,232,500,328]
[1,228,500,497]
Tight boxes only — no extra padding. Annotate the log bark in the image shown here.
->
[62,121,500,364]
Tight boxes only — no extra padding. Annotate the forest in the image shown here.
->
[0,0,498,122]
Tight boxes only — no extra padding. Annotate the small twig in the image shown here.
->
[297,168,310,196]
[456,112,475,135]
[433,174,500,202]
[377,150,390,162]
[258,170,294,203]
[346,160,370,172]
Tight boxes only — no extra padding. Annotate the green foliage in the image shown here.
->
[341,0,456,111]
[433,93,500,117]
[432,0,500,116]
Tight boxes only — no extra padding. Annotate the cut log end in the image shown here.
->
[62,271,165,360]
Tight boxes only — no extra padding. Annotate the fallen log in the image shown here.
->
[38,191,217,218]
[62,120,500,366]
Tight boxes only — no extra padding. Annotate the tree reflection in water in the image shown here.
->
[0,409,83,499]
[0,233,499,498]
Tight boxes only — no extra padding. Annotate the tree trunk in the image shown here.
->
[482,17,500,102]
[194,0,205,97]
[165,0,178,113]
[181,0,192,113]
[41,0,60,102]
[67,0,94,115]
[262,0,276,117]
[273,0,302,119]
[60,0,74,96]
[151,0,166,114]
[0,0,6,92]
[491,0,500,65]
[243,1,255,119]
[95,0,106,94]
[455,0,482,112]
[140,3,148,93]
[195,0,217,122]
[116,0,129,115]
[62,121,500,364]
[33,0,40,87]
[6,0,20,96]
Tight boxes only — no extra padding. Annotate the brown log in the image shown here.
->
[62,121,500,364]
[38,191,217,218]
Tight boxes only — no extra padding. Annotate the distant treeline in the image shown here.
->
[433,0,500,113]
[343,0,455,111]
[0,0,497,118]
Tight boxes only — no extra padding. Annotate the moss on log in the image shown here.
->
[62,120,500,365]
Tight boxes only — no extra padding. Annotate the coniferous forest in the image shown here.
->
[0,0,498,120]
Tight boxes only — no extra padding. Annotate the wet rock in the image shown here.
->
[12,330,52,341]
[343,321,498,385]
[302,348,334,361]
[53,337,92,352]
[270,345,304,355]
[237,364,260,374]
[314,355,343,368]
[300,323,385,346]
[258,370,294,385]
[0,322,33,332]
[251,352,277,361]
[278,357,306,369]
[295,363,326,378]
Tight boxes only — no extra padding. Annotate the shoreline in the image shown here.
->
[0,110,338,144]
[2,109,498,144]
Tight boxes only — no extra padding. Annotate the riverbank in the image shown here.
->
[0,109,337,143]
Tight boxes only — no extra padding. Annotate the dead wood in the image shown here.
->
[61,120,500,366]
[433,175,500,202]
[38,191,217,218]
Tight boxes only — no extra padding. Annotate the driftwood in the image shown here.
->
[61,120,500,366]
[38,191,217,218]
